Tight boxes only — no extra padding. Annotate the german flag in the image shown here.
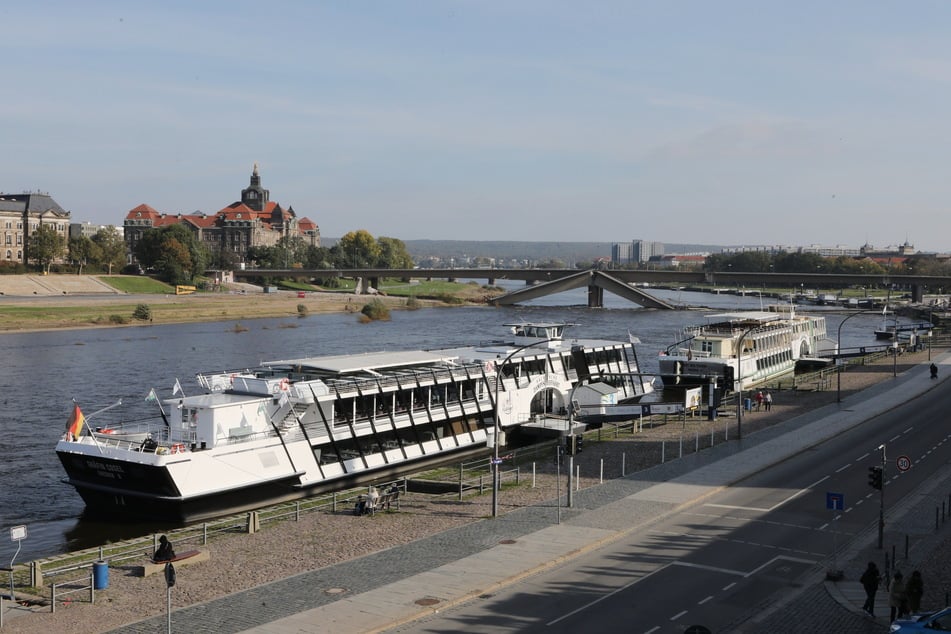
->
[66,403,85,440]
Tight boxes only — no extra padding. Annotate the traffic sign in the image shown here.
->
[826,492,845,511]
[896,455,912,472]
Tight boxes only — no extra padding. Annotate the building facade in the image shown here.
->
[124,165,320,265]
[0,192,71,264]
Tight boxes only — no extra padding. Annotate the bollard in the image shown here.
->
[532,462,536,488]
[599,459,604,483]
[661,440,665,463]
[622,452,626,477]
[31,560,43,588]
[90,571,95,604]
[679,436,683,459]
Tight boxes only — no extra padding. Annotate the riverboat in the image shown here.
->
[657,306,829,391]
[56,322,653,522]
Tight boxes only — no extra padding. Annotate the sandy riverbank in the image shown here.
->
[0,290,458,333]
[6,346,949,633]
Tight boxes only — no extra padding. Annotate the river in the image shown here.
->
[0,286,888,562]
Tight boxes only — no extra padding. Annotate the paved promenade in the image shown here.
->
[96,354,951,634]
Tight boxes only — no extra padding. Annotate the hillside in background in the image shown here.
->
[324,238,723,264]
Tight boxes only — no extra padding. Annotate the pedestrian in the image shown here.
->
[860,561,881,616]
[755,390,764,411]
[889,571,907,622]
[764,391,772,411]
[153,534,175,562]
[905,570,924,613]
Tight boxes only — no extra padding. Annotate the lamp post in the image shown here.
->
[491,338,553,518]
[837,309,878,403]
[734,324,760,440]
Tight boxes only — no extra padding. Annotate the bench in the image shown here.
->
[134,549,210,577]
[354,490,401,516]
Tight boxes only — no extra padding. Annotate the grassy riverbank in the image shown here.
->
[0,277,503,333]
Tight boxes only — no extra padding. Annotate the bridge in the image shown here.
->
[232,267,951,308]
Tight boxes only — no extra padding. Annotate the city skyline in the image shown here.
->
[5,2,951,251]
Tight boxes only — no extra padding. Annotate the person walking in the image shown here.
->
[764,391,772,411]
[905,570,924,613]
[890,571,907,622]
[860,561,881,617]
[755,390,764,411]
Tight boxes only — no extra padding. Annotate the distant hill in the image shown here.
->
[323,238,725,264]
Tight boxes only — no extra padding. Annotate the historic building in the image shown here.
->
[0,191,71,264]
[124,164,320,265]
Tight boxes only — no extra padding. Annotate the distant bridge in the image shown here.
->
[232,267,951,308]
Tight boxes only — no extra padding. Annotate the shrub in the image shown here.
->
[109,314,128,324]
[405,296,420,310]
[132,304,152,321]
[297,303,308,317]
[360,298,391,322]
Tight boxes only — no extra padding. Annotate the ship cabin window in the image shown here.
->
[521,358,548,376]
[700,341,714,354]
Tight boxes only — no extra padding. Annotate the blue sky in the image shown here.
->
[5,2,951,251]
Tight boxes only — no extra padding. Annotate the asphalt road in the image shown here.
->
[391,379,949,633]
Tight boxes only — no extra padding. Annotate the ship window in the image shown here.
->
[700,341,713,353]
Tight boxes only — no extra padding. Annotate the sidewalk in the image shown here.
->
[93,356,948,634]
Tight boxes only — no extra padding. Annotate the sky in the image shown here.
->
[5,2,951,251]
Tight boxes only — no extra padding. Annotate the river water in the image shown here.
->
[0,286,888,562]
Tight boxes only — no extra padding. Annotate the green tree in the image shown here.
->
[91,226,127,274]
[68,235,101,274]
[134,224,209,284]
[29,224,67,274]
[376,236,414,268]
[334,230,381,268]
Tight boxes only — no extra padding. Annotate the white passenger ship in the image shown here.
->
[657,306,829,391]
[57,323,653,521]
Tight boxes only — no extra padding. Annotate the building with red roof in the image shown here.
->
[124,164,319,265]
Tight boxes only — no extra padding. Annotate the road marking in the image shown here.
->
[835,464,851,473]
[670,610,688,621]
[706,483,815,513]
[698,595,714,605]
[672,561,746,576]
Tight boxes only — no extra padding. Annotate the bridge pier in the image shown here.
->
[912,283,923,303]
[587,285,604,308]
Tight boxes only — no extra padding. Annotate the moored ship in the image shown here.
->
[658,306,829,392]
[56,322,653,522]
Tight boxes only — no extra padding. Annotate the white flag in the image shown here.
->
[628,330,641,345]
[172,378,183,396]
[278,390,290,408]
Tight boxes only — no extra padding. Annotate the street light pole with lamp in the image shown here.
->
[490,338,555,518]
[836,309,879,403]
[734,323,761,440]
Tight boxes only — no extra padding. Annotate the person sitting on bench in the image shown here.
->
[154,534,175,562]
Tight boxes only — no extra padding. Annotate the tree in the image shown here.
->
[29,224,67,274]
[91,226,127,275]
[375,236,414,269]
[68,235,101,274]
[134,224,209,284]
[334,230,381,268]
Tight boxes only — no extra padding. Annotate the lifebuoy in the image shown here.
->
[170,443,185,454]
[279,378,290,391]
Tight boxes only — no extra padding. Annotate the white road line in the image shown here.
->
[698,596,714,605]
[835,464,851,473]
[670,610,688,621]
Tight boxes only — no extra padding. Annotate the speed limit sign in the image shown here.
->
[896,455,912,472]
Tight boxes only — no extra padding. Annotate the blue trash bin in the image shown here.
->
[744,398,752,411]
[93,560,109,590]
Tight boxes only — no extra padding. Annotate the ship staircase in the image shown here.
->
[491,270,677,309]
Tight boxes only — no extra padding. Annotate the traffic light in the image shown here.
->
[575,434,584,454]
[723,366,735,391]
[868,466,884,490]
[565,435,577,456]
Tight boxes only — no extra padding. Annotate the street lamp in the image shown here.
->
[837,309,878,403]
[734,323,760,440]
[491,338,554,518]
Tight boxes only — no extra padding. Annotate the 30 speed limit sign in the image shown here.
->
[896,455,912,472]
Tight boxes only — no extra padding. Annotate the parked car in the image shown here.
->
[890,607,951,632]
